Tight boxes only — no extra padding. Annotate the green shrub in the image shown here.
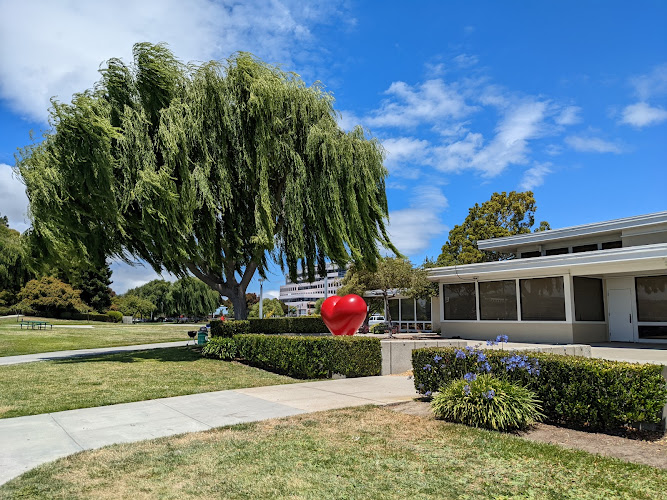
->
[65,312,117,322]
[107,311,123,323]
[370,323,389,335]
[247,316,329,334]
[413,347,667,430]
[202,337,237,360]
[0,306,13,316]
[431,374,543,431]
[233,334,381,378]
[210,320,250,338]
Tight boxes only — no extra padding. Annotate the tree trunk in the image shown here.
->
[229,288,248,320]
[384,294,393,338]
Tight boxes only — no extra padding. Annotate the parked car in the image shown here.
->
[368,314,386,327]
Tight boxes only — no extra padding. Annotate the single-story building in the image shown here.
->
[427,211,667,344]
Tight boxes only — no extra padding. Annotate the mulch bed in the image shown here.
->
[388,400,667,470]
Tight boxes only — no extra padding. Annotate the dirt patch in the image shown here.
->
[388,400,667,470]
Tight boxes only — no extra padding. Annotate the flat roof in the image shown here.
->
[477,211,667,252]
[428,243,667,282]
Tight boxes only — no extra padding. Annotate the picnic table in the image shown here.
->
[20,320,53,330]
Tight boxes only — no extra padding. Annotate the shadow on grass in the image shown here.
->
[51,346,203,365]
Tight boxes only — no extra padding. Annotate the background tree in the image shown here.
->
[0,215,33,303]
[248,298,286,318]
[68,264,113,313]
[436,191,550,266]
[313,297,326,315]
[221,293,259,318]
[112,295,156,319]
[16,43,396,319]
[168,277,220,318]
[338,257,434,334]
[125,279,173,317]
[16,276,89,317]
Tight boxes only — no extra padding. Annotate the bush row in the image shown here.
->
[210,317,329,337]
[412,347,667,431]
[59,311,123,322]
[209,334,381,379]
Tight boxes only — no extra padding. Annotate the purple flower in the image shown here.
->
[481,362,492,373]
[464,372,477,382]
[486,339,498,346]
[423,364,432,371]
[484,389,496,400]
[418,383,424,389]
[496,335,509,343]
[455,349,466,359]
[434,354,442,363]
[464,345,475,352]
[463,384,471,395]
[477,352,487,363]
[424,390,432,397]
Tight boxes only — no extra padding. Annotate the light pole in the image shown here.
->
[259,278,265,319]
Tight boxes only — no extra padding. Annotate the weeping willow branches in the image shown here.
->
[16,43,396,318]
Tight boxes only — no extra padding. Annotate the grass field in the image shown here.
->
[0,347,298,418]
[0,316,194,356]
[1,405,665,499]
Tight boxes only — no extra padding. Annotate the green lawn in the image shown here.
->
[0,347,298,418]
[1,406,665,499]
[0,316,194,356]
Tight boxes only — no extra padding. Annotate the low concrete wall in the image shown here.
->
[380,339,592,375]
[439,322,575,344]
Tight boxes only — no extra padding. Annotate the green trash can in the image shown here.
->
[197,331,208,345]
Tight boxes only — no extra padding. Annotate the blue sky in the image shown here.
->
[0,0,665,298]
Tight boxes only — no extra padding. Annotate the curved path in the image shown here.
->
[0,375,417,485]
[0,341,190,366]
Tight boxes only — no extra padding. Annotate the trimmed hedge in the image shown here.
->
[233,334,381,379]
[210,317,329,336]
[210,320,250,338]
[412,347,667,431]
[107,311,123,323]
[201,337,237,360]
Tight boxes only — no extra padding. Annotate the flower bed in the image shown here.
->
[413,342,667,431]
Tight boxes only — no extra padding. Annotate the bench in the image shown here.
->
[20,320,53,330]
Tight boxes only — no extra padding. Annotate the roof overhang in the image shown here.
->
[428,243,667,282]
[477,211,667,252]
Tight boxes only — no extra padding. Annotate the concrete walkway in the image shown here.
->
[0,375,417,485]
[0,341,190,366]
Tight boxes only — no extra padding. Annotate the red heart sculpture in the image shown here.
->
[320,294,367,336]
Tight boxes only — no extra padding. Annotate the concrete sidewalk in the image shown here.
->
[0,341,190,366]
[0,375,417,485]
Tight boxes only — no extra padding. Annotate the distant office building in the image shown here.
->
[279,264,346,316]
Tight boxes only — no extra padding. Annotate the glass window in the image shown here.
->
[479,281,517,321]
[638,325,667,340]
[388,299,399,322]
[546,247,569,256]
[416,298,430,321]
[573,244,598,253]
[520,277,566,321]
[520,251,541,258]
[573,277,604,321]
[444,283,476,320]
[401,298,415,321]
[636,276,667,322]
[601,241,622,250]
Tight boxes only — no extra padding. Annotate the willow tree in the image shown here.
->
[16,43,395,318]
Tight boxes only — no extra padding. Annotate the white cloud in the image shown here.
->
[0,164,29,231]
[109,261,177,294]
[366,79,476,128]
[555,106,582,125]
[565,135,622,154]
[337,110,361,131]
[630,63,667,101]
[620,102,667,128]
[0,0,345,121]
[264,289,281,299]
[453,53,478,68]
[382,137,431,178]
[519,163,552,191]
[385,187,448,256]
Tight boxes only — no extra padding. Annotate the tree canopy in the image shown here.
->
[16,276,89,316]
[436,191,550,266]
[338,257,434,329]
[0,216,33,301]
[16,43,395,319]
